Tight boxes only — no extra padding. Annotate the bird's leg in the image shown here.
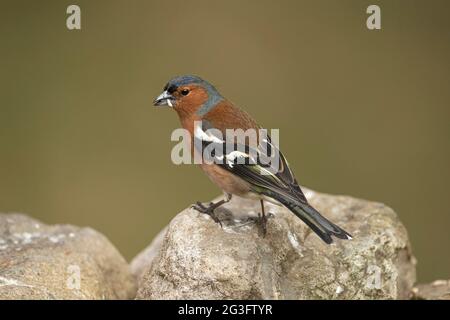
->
[258,199,269,237]
[193,193,232,227]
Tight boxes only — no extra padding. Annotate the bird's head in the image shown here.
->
[153,75,223,116]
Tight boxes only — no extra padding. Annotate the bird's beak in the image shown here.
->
[153,90,175,107]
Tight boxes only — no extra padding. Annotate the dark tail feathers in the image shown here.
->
[272,194,352,244]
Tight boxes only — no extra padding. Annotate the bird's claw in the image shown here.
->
[192,202,223,227]
[258,212,268,237]
[192,202,207,212]
[257,212,274,237]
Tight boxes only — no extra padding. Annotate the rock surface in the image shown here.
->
[135,189,416,300]
[131,227,167,284]
[411,280,450,300]
[0,213,136,299]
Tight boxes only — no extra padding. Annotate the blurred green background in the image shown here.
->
[1,0,449,283]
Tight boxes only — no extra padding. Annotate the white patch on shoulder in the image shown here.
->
[194,123,223,143]
[224,151,249,168]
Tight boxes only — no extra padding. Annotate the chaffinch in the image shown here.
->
[153,75,352,243]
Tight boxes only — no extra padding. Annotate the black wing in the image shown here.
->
[195,122,307,203]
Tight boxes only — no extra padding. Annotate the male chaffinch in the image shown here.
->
[153,75,352,244]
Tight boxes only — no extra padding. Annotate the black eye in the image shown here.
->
[181,89,190,96]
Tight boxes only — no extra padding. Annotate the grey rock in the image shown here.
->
[411,280,450,300]
[0,213,136,299]
[135,189,416,300]
[131,227,167,284]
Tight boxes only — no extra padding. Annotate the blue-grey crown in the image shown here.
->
[165,75,204,88]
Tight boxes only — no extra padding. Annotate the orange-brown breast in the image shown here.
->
[174,99,259,196]
[201,162,251,196]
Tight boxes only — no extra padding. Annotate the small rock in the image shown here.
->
[0,213,136,299]
[411,280,450,300]
[135,189,416,299]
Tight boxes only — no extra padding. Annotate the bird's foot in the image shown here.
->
[258,211,268,237]
[245,212,274,236]
[192,202,223,227]
[256,212,274,237]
